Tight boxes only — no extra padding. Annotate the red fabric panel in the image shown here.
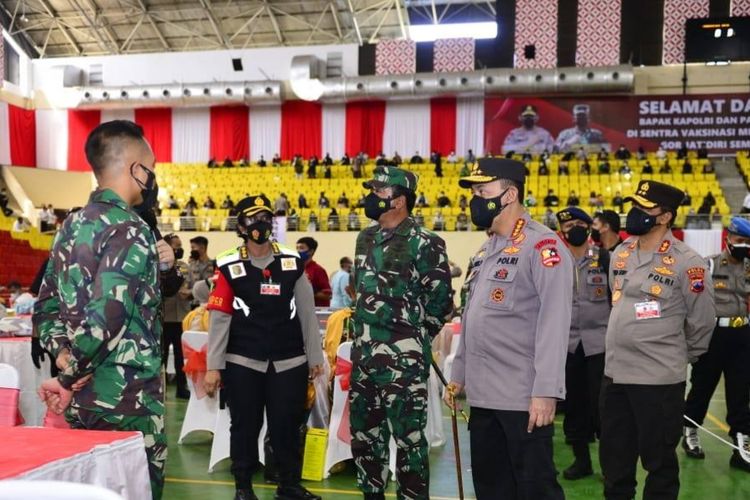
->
[345,101,385,158]
[8,105,36,167]
[67,110,101,172]
[209,106,249,161]
[135,108,172,163]
[280,101,322,159]
[430,97,456,154]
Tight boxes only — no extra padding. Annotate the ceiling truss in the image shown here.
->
[0,0,494,58]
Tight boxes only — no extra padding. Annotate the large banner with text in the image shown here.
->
[485,93,750,155]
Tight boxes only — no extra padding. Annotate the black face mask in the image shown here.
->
[364,193,394,221]
[727,240,750,260]
[174,248,184,260]
[190,250,200,261]
[565,225,590,247]
[241,221,273,244]
[469,188,509,229]
[131,164,158,209]
[625,207,661,236]
[590,228,602,243]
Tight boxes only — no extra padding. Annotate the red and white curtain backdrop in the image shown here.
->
[731,0,750,15]
[345,101,386,158]
[321,103,346,159]
[23,99,485,170]
[514,0,558,69]
[172,107,210,164]
[457,97,484,158]
[249,105,281,162]
[376,40,416,75]
[383,100,431,158]
[210,106,250,161]
[280,101,322,159]
[67,110,101,172]
[576,0,621,67]
[663,0,709,65]
[135,108,172,164]
[0,102,10,165]
[35,109,67,171]
[430,97,457,155]
[433,39,475,73]
[0,102,36,168]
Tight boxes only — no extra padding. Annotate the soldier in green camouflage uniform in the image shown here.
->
[34,121,168,500]
[350,166,453,500]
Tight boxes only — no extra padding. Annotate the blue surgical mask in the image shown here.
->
[299,250,310,261]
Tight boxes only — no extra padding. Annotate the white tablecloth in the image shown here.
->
[0,337,50,426]
[0,427,151,500]
[683,229,724,257]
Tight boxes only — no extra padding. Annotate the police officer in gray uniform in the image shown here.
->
[501,105,554,155]
[556,207,610,480]
[445,158,572,500]
[600,180,715,500]
[683,216,750,472]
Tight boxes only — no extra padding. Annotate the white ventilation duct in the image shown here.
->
[74,81,282,109]
[290,55,634,101]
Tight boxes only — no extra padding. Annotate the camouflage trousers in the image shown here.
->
[67,407,167,500]
[349,361,429,500]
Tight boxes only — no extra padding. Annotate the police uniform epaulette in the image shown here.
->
[216,247,242,268]
[273,242,301,258]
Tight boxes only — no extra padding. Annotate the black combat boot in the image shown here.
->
[563,442,594,480]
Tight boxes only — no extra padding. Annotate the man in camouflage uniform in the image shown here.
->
[34,121,172,500]
[555,104,606,152]
[350,166,453,500]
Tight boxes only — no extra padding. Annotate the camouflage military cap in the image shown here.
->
[362,166,419,192]
[235,194,273,218]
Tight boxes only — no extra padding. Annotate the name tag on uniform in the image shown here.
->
[635,301,661,320]
[260,283,282,296]
[281,258,297,271]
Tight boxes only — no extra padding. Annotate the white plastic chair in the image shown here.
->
[0,363,21,427]
[324,342,353,476]
[441,333,461,397]
[322,343,398,479]
[178,331,219,444]
[0,481,124,500]
[209,407,267,473]
[425,365,446,447]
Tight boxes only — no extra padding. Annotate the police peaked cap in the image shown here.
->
[235,194,273,218]
[728,217,750,238]
[458,158,526,188]
[624,180,685,211]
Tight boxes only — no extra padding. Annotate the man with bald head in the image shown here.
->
[34,120,173,499]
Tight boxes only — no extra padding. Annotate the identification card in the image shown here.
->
[260,283,282,296]
[635,301,661,320]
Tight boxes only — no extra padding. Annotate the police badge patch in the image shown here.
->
[229,263,247,279]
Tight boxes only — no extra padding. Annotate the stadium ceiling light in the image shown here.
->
[408,22,497,42]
